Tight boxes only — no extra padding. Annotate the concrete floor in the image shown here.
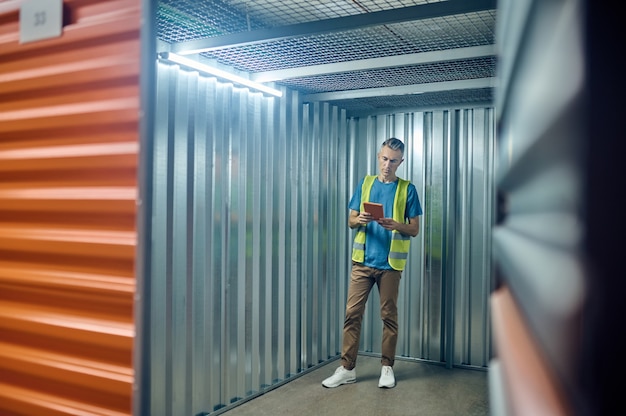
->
[219,355,489,416]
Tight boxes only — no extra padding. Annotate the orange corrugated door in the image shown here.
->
[0,1,140,415]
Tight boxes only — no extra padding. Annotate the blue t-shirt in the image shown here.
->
[349,177,423,270]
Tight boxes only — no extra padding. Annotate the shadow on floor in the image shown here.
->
[219,355,489,416]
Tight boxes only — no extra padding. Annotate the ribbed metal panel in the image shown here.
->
[150,58,494,415]
[150,61,351,415]
[0,1,141,415]
[490,0,586,413]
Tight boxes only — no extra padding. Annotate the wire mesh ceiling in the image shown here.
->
[157,0,497,116]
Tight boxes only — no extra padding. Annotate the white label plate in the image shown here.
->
[20,0,63,44]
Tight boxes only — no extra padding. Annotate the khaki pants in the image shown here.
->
[340,262,402,370]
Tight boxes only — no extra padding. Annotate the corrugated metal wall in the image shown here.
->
[149,61,351,415]
[0,1,141,415]
[149,60,495,415]
[489,0,586,414]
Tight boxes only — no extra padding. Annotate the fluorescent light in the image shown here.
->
[159,52,283,98]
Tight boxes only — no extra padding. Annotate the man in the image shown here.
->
[322,138,423,389]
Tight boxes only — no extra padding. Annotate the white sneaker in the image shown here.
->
[322,366,356,388]
[378,365,395,388]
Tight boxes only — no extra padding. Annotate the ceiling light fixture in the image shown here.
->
[159,52,283,98]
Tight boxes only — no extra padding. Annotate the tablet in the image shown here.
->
[363,202,384,220]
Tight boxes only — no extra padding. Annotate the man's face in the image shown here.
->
[377,145,404,181]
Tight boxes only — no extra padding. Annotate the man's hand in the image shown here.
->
[349,209,374,229]
[378,216,420,237]
[359,212,375,225]
[376,217,396,230]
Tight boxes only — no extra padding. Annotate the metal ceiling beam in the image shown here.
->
[172,0,497,55]
[250,45,496,82]
[302,77,495,102]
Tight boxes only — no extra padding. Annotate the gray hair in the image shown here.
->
[381,138,405,155]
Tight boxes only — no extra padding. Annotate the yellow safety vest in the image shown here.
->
[351,175,411,271]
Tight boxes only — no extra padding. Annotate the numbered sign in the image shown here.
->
[20,0,63,44]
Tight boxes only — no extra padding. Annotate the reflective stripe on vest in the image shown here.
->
[351,175,411,271]
[351,176,376,263]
